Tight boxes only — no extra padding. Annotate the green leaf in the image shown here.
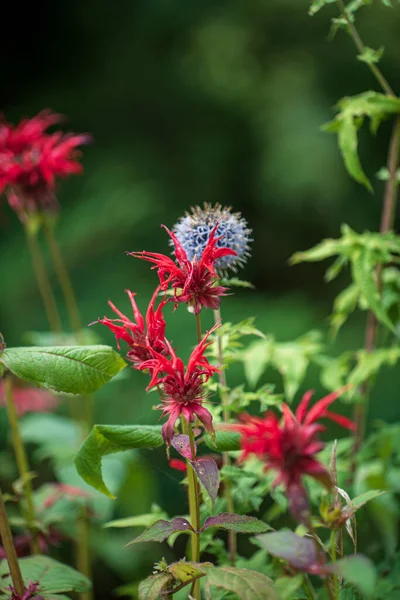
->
[350,489,386,510]
[357,46,384,65]
[204,430,241,452]
[335,555,377,597]
[256,531,317,570]
[168,560,209,584]
[309,0,336,15]
[351,248,394,331]
[104,506,168,528]
[201,513,270,534]
[127,517,193,544]
[138,573,172,600]
[75,425,163,498]
[0,556,91,595]
[219,277,255,289]
[330,283,360,336]
[274,575,303,600]
[203,566,277,600]
[0,345,127,395]
[290,238,346,265]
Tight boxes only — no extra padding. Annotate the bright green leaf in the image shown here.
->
[203,566,277,600]
[0,345,127,395]
[357,46,384,65]
[204,430,241,452]
[309,0,336,15]
[75,425,163,498]
[335,555,377,597]
[104,506,168,528]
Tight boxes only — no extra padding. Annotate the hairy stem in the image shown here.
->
[24,225,63,333]
[43,220,82,333]
[354,117,400,452]
[4,377,40,555]
[213,307,236,565]
[76,506,93,600]
[182,420,201,600]
[336,0,395,96]
[0,486,25,596]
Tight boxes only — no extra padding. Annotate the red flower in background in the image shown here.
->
[0,110,90,218]
[130,224,236,314]
[141,324,220,445]
[0,381,58,416]
[94,288,168,369]
[234,388,355,522]
[10,581,43,600]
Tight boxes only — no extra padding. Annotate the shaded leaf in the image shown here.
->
[0,345,126,395]
[350,489,386,510]
[191,457,220,505]
[104,506,168,528]
[335,555,377,597]
[127,518,194,544]
[309,0,336,15]
[0,556,91,595]
[256,531,317,570]
[203,566,277,600]
[75,425,163,498]
[138,573,171,600]
[171,434,195,460]
[202,513,270,534]
[169,560,209,584]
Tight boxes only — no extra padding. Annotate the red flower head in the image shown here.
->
[129,224,237,314]
[0,110,90,219]
[141,324,220,446]
[0,380,59,416]
[94,288,168,369]
[234,388,355,522]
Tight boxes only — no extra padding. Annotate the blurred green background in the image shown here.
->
[1,0,400,596]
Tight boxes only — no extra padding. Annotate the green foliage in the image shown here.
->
[239,330,323,399]
[202,566,277,600]
[128,517,193,544]
[0,556,91,598]
[75,425,163,497]
[336,555,377,597]
[201,513,270,534]
[357,46,385,65]
[292,225,400,334]
[208,317,265,363]
[309,0,337,16]
[0,345,126,394]
[322,92,400,190]
[204,431,241,452]
[104,505,168,529]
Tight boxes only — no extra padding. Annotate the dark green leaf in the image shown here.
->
[201,513,270,534]
[0,345,126,394]
[75,425,163,497]
[127,517,193,544]
[204,430,241,452]
[138,573,171,600]
[335,555,377,597]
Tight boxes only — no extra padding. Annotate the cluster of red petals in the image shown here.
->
[140,324,220,445]
[42,484,90,509]
[234,388,356,520]
[130,224,236,314]
[10,582,43,600]
[0,110,89,217]
[0,380,59,416]
[94,287,168,368]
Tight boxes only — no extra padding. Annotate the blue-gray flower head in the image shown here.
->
[172,204,252,273]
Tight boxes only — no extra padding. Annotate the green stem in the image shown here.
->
[4,377,40,555]
[330,530,339,599]
[302,575,318,600]
[76,506,93,600]
[23,225,63,333]
[336,0,395,96]
[43,220,82,333]
[0,486,25,596]
[195,313,202,344]
[213,307,236,565]
[182,419,201,600]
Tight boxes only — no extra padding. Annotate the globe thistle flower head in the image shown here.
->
[172,203,252,273]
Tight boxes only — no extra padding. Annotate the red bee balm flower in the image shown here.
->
[130,224,237,314]
[0,110,90,218]
[141,324,220,446]
[94,288,168,369]
[234,388,355,522]
[0,380,59,416]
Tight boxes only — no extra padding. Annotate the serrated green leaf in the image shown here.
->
[138,573,172,600]
[127,517,193,544]
[75,425,163,497]
[104,506,168,528]
[351,489,386,510]
[201,513,270,534]
[169,560,209,584]
[351,248,394,331]
[0,556,91,595]
[330,283,360,336]
[290,238,346,264]
[203,566,277,599]
[0,345,127,395]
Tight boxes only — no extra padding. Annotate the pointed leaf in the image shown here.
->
[168,560,209,584]
[191,457,219,505]
[0,345,126,395]
[0,556,91,594]
[171,434,195,460]
[138,573,172,600]
[104,507,168,528]
[350,489,386,510]
[335,555,377,597]
[202,513,270,534]
[203,566,277,600]
[127,518,194,544]
[75,425,163,498]
[256,531,317,569]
